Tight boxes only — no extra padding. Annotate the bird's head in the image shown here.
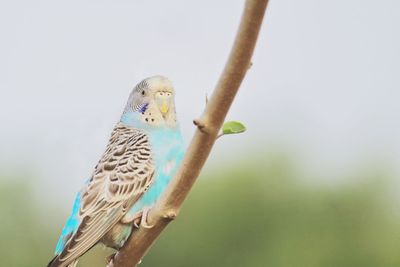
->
[121,75,178,128]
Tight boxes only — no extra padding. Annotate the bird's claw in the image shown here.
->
[132,208,154,229]
[140,208,154,229]
[106,252,116,267]
[133,217,140,228]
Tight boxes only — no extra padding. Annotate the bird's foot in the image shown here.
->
[133,208,154,229]
[140,208,154,228]
[106,252,116,267]
[133,216,141,228]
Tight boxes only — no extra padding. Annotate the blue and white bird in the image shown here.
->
[48,76,185,267]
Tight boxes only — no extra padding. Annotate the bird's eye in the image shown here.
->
[141,90,145,96]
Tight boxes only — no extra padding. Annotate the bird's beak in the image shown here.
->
[155,91,172,116]
[160,101,169,114]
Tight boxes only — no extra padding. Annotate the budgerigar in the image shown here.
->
[48,76,185,267]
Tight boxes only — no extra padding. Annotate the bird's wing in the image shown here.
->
[51,123,154,267]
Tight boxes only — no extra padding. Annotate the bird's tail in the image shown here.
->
[47,256,78,267]
[67,261,78,267]
[47,255,56,267]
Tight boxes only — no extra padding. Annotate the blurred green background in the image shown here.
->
[2,152,400,267]
[1,0,400,266]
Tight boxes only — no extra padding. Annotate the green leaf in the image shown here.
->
[222,121,246,135]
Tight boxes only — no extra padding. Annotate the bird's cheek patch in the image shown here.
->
[139,103,149,114]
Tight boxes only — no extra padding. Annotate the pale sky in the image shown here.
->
[0,0,399,207]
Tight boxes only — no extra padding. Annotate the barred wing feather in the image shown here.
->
[49,123,154,267]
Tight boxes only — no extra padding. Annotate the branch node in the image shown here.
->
[163,209,178,221]
[193,119,207,133]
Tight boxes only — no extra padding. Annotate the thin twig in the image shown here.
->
[216,132,224,139]
[110,0,269,266]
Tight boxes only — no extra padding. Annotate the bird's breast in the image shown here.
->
[124,127,184,216]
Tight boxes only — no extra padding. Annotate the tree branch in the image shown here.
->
[110,0,269,266]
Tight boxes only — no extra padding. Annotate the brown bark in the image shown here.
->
[111,0,269,266]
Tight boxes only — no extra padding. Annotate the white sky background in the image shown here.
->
[0,0,399,207]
